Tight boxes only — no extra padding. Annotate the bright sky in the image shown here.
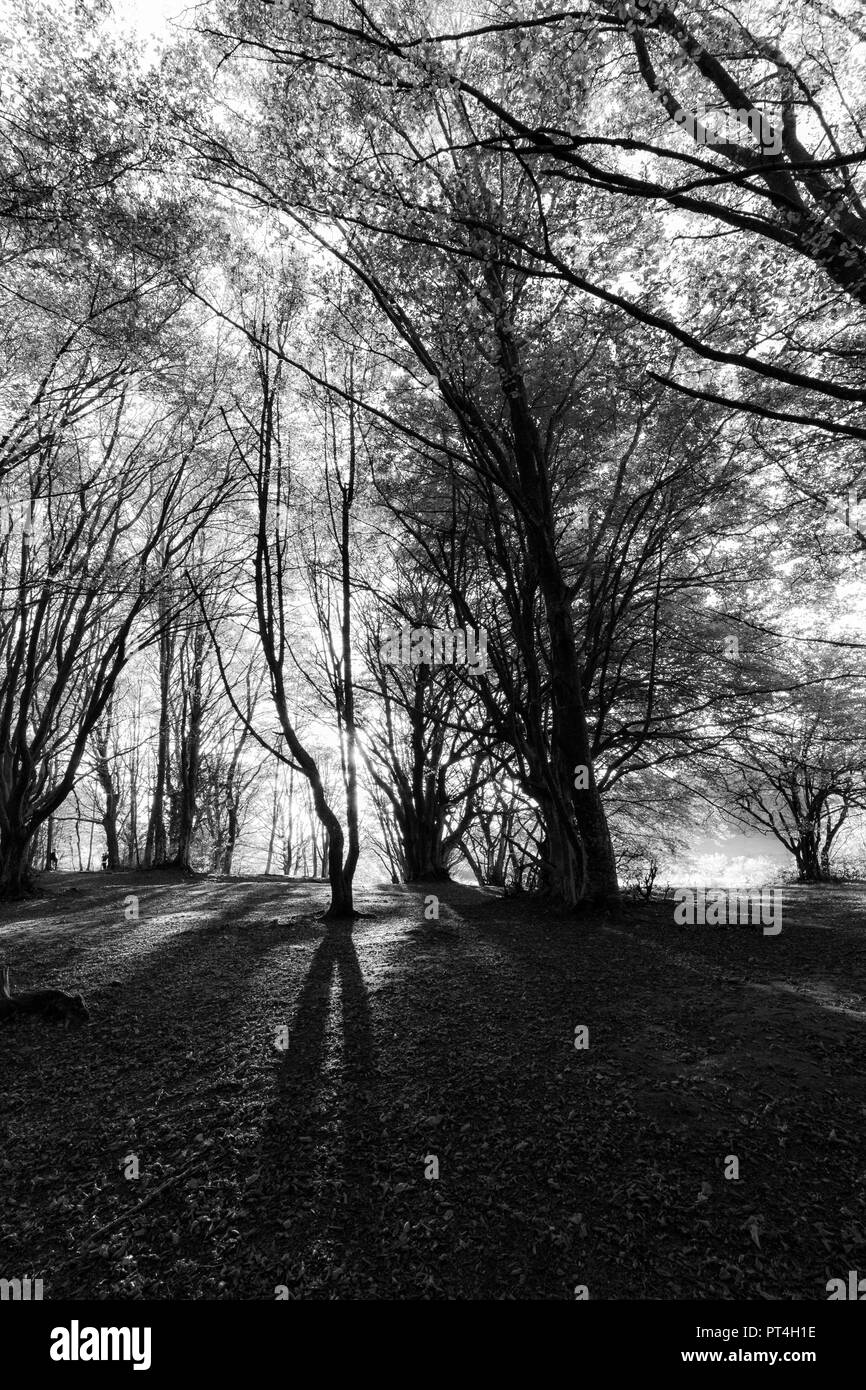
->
[108,0,201,53]
[121,0,191,30]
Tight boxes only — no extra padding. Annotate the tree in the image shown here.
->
[0,381,235,896]
[91,704,122,871]
[190,0,830,902]
[202,294,365,917]
[718,665,866,881]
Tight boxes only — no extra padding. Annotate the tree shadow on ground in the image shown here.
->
[235,921,383,1298]
[0,882,323,1295]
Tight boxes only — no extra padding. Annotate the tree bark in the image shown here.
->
[0,828,32,898]
[93,727,121,870]
[493,296,619,906]
[173,628,204,872]
[144,588,173,868]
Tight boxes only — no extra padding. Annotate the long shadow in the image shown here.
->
[238,921,382,1297]
[0,880,315,1296]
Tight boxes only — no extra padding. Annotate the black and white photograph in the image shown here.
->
[2,0,866,1351]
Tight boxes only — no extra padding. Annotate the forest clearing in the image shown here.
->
[2,874,864,1300]
[4,0,866,1347]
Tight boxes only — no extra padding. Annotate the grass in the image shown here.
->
[1,872,864,1299]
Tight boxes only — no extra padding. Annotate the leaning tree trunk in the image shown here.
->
[321,797,354,917]
[246,338,358,919]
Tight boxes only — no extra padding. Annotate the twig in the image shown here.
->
[57,1153,212,1267]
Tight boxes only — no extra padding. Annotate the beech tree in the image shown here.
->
[0,389,235,896]
[205,297,365,916]
[186,0,844,902]
[6,0,864,900]
[361,610,490,882]
[717,661,866,881]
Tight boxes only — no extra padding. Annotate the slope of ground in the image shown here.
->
[1,873,864,1299]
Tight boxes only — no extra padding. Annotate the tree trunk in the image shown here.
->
[221,794,239,875]
[401,786,453,880]
[795,820,826,881]
[93,728,121,871]
[86,798,95,871]
[174,629,204,872]
[127,747,140,869]
[246,339,358,919]
[144,587,173,868]
[0,828,33,898]
[265,764,279,874]
[493,298,619,908]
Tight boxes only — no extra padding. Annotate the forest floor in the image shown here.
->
[1,872,865,1300]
